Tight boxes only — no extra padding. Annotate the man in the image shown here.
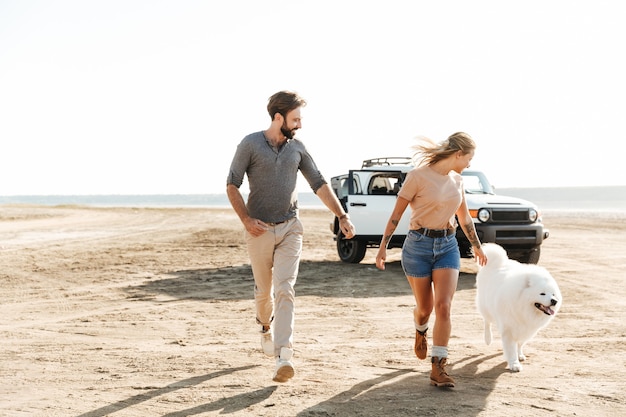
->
[226,90,355,383]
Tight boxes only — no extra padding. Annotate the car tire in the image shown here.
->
[511,247,541,264]
[336,231,367,263]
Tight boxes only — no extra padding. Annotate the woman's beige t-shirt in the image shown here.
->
[397,165,464,231]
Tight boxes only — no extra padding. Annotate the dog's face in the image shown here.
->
[525,272,562,317]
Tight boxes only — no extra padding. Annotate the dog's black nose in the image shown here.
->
[551,298,558,306]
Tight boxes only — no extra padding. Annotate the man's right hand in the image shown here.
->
[244,218,268,237]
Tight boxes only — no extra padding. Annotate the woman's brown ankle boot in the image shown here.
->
[430,356,455,387]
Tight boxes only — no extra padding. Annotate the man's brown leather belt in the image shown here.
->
[267,218,293,226]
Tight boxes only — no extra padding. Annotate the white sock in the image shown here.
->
[415,322,428,333]
[431,345,448,359]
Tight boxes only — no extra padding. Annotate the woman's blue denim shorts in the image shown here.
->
[401,229,461,278]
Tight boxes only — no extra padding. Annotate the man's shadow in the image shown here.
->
[76,365,274,417]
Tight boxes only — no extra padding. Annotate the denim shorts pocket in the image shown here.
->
[444,234,457,244]
[406,229,425,242]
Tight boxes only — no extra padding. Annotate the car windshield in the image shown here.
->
[462,172,493,194]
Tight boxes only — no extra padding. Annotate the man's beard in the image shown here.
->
[281,121,297,139]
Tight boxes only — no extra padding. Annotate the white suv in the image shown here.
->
[329,157,549,264]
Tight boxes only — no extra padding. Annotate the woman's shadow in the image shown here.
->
[296,353,505,416]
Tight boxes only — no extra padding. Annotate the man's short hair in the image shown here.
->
[267,91,307,120]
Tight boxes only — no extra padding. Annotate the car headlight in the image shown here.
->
[478,208,490,222]
[529,208,538,222]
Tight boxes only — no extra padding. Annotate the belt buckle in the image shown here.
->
[432,229,445,238]
[267,219,286,226]
[421,227,449,238]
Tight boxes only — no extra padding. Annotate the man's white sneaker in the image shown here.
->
[260,328,274,357]
[272,347,295,383]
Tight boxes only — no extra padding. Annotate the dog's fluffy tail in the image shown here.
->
[479,243,509,270]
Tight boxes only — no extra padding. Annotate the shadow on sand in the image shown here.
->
[76,365,275,417]
[125,260,477,302]
[77,356,504,417]
[296,353,505,416]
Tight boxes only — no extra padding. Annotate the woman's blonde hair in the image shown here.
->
[412,132,476,167]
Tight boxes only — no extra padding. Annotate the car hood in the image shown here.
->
[465,193,539,209]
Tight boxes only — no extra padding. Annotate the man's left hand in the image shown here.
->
[340,218,356,239]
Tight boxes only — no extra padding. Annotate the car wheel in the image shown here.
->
[525,247,541,264]
[511,247,541,264]
[336,231,367,263]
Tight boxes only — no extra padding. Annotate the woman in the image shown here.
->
[375,132,487,388]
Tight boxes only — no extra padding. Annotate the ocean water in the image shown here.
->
[1,186,626,213]
[495,186,626,213]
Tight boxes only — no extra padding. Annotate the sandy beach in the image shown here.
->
[1,205,625,416]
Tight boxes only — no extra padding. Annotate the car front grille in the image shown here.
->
[490,210,529,222]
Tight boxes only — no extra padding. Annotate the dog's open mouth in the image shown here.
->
[535,303,555,315]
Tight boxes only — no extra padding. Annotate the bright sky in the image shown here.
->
[1,0,624,195]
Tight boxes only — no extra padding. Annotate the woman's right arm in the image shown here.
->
[375,196,410,270]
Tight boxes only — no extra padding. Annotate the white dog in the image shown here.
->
[476,243,562,372]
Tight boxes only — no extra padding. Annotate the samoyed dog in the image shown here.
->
[476,243,562,372]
